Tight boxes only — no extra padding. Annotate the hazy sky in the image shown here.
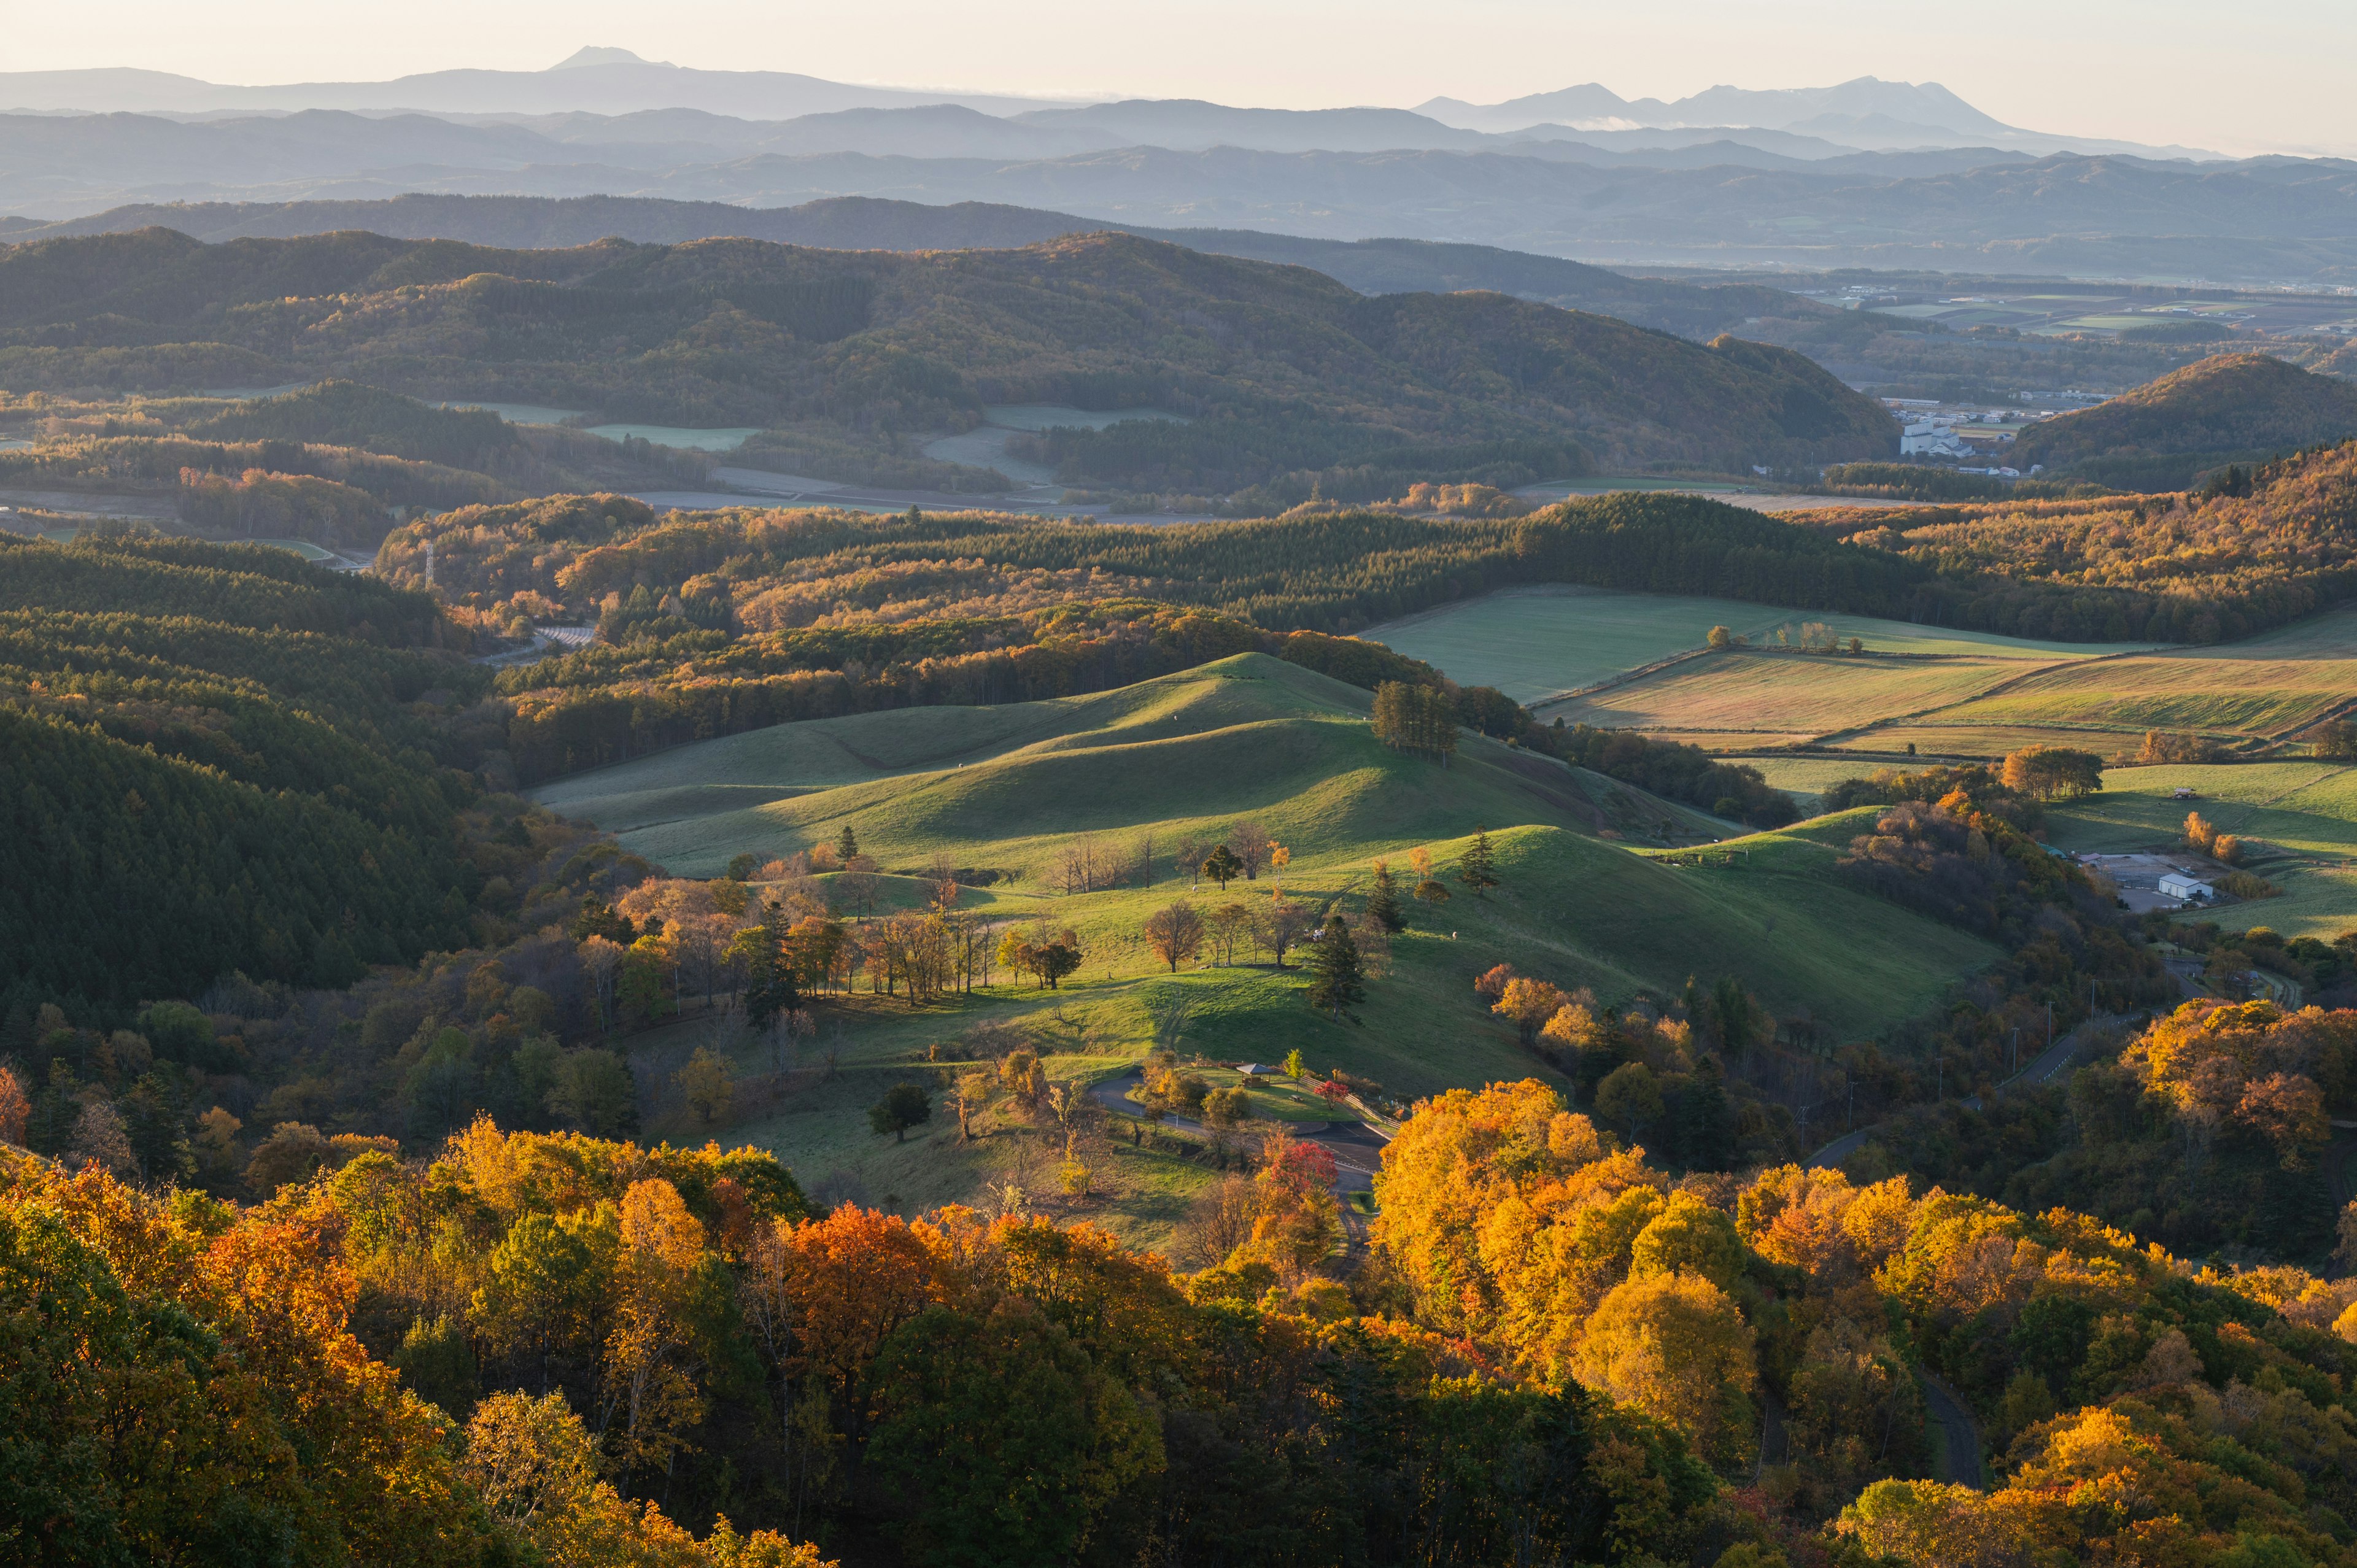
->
[10,0,2355,155]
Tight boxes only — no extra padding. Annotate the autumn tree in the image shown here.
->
[1408,844,1450,905]
[1256,898,1317,968]
[0,1065,26,1145]
[1143,901,1205,971]
[1595,1062,1665,1146]
[2000,744,2104,801]
[1492,977,1567,1046]
[1570,1267,1757,1464]
[676,1047,737,1124]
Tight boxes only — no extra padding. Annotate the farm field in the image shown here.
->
[1554,649,2036,741]
[1442,593,2357,765]
[543,653,2002,1238]
[2048,762,2357,937]
[1363,582,2143,704]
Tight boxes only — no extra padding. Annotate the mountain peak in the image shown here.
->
[550,47,666,71]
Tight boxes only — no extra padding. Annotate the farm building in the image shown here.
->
[2159,872,2214,901]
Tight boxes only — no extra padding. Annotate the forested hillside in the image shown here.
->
[0,533,508,1003]
[1814,436,2357,641]
[0,226,1894,494]
[6,191,1818,339]
[377,479,2357,779]
[2014,352,2357,487]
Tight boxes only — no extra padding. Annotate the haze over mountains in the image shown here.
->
[0,51,2350,281]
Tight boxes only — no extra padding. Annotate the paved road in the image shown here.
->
[1921,1372,1987,1488]
[1806,1013,2127,1170]
[1086,1069,1385,1192]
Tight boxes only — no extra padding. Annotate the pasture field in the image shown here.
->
[1488,598,2357,763]
[1552,650,2035,741]
[1925,651,2357,743]
[542,653,2003,1238]
[1363,583,2143,705]
[2048,762,2357,937]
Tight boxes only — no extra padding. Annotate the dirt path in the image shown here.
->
[1085,1068,1386,1192]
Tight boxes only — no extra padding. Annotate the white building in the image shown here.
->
[2159,872,2214,901]
[1899,421,1973,458]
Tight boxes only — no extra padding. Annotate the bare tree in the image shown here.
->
[1256,898,1317,968]
[1207,903,1253,967]
[1174,836,1207,889]
[1226,821,1274,880]
[1129,830,1158,888]
[835,854,881,915]
[1144,900,1206,971]
[927,851,961,911]
[579,936,624,1031]
[1175,1173,1260,1269]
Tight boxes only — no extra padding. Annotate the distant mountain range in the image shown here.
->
[0,193,1812,341]
[0,55,2344,282]
[9,136,2347,283]
[0,46,1069,119]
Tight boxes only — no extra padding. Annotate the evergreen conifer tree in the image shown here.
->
[1306,915,1365,1019]
[837,823,861,860]
[1456,827,1500,897]
[1368,860,1406,932]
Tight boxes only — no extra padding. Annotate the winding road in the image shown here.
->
[1921,1372,1988,1488]
[1806,1012,2128,1170]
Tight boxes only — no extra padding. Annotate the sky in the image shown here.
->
[8,0,2355,156]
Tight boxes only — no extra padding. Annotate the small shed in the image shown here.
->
[1237,1062,1279,1076]
[2159,872,2214,901]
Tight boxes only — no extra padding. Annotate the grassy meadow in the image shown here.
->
[543,653,2002,1243]
[1362,582,2145,704]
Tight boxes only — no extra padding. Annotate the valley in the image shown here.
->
[9,43,2357,1564]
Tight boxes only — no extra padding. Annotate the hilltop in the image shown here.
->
[2014,352,2357,484]
[0,226,1891,497]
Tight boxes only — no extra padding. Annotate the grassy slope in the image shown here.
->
[543,654,1999,1246]
[1361,582,2143,704]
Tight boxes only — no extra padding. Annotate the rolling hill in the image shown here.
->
[535,652,1999,1056]
[0,226,1894,492]
[2013,352,2357,482]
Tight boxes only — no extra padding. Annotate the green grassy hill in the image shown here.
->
[540,654,1995,1048]
[538,652,1999,1249]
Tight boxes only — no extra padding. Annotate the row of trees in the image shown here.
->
[1370,679,1460,762]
